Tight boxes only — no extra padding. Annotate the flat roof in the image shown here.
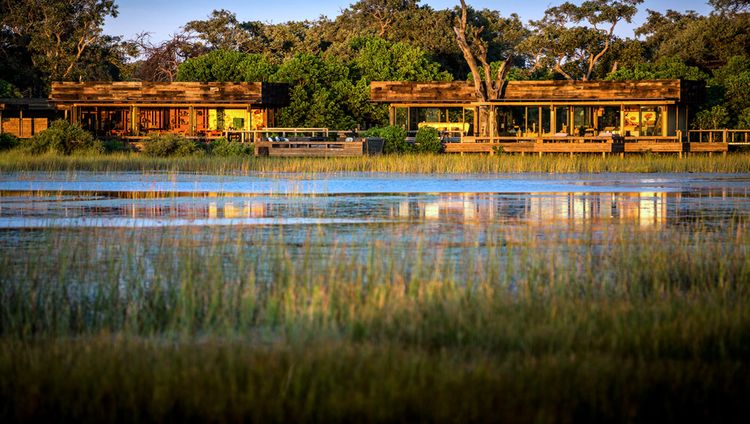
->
[49,82,290,107]
[371,80,704,104]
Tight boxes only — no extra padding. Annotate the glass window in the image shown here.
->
[541,107,551,134]
[464,108,475,136]
[555,106,570,134]
[640,106,663,136]
[623,106,640,136]
[528,107,540,135]
[599,107,620,133]
[573,107,593,133]
[394,107,408,130]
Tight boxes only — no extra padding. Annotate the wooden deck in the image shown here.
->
[444,138,728,155]
[254,140,366,157]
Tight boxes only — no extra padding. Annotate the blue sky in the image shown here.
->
[104,0,715,42]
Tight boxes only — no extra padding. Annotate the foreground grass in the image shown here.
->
[1,222,749,421]
[2,150,750,174]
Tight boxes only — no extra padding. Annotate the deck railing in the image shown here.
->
[688,129,750,144]
[224,128,329,142]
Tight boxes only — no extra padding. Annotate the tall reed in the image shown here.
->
[2,150,750,174]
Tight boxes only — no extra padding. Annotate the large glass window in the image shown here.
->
[464,108,475,136]
[528,107,540,135]
[541,107,551,134]
[640,106,663,136]
[573,107,593,133]
[599,107,620,133]
[394,107,408,130]
[555,106,570,134]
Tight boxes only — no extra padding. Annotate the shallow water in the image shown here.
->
[0,172,749,229]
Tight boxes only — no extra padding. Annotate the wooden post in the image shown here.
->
[619,105,625,135]
[19,108,23,138]
[189,106,195,137]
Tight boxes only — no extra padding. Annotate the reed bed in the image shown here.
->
[2,150,750,174]
[1,221,749,422]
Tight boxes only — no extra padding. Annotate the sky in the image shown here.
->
[103,0,716,43]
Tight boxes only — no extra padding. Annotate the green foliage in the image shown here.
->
[0,134,20,151]
[737,108,750,129]
[606,57,709,81]
[209,138,253,156]
[351,36,452,82]
[711,56,750,118]
[0,80,21,98]
[141,134,205,157]
[363,125,410,154]
[273,54,359,129]
[414,126,443,154]
[26,120,102,155]
[693,105,730,129]
[176,50,276,82]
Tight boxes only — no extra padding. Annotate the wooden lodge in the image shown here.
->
[0,98,56,138]
[48,82,289,139]
[370,80,728,155]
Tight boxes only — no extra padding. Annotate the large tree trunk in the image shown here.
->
[453,1,512,138]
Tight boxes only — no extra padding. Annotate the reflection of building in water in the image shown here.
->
[390,192,673,227]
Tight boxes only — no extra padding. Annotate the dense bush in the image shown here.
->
[0,133,20,151]
[209,138,253,156]
[694,105,730,129]
[363,126,411,154]
[141,134,205,157]
[414,126,443,154]
[25,120,103,155]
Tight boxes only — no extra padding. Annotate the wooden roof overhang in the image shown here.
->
[371,80,703,105]
[49,82,290,108]
[0,98,56,111]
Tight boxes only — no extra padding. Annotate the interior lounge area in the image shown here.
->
[388,102,678,141]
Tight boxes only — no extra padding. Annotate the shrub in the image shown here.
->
[26,120,103,155]
[414,126,443,154]
[363,125,410,154]
[141,134,204,157]
[209,138,253,156]
[0,133,20,151]
[693,105,730,129]
[737,108,750,129]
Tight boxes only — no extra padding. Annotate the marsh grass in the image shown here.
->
[1,222,750,421]
[2,150,750,174]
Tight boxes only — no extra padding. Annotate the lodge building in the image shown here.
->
[0,79,732,155]
[370,79,728,154]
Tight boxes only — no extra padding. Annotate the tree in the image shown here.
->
[636,9,750,70]
[184,10,254,52]
[133,32,204,82]
[709,0,750,14]
[606,57,709,81]
[273,54,359,129]
[453,0,513,101]
[1,0,119,81]
[522,0,643,81]
[351,36,452,82]
[176,50,277,82]
[345,0,420,38]
[452,0,514,137]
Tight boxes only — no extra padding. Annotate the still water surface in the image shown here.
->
[0,172,748,229]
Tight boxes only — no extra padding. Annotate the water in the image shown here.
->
[0,172,749,230]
